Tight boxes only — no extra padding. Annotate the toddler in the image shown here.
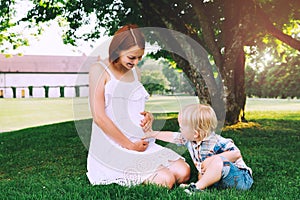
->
[144,104,253,194]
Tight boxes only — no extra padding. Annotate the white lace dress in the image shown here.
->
[86,62,183,186]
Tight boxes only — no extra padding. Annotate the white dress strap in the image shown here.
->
[132,67,138,81]
[98,61,115,80]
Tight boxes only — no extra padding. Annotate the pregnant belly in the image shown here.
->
[114,117,145,139]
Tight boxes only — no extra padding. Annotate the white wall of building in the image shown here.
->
[0,73,89,98]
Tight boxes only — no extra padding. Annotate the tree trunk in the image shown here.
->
[222,47,247,124]
[235,49,247,122]
[146,0,251,124]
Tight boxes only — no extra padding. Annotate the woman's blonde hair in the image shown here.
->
[180,104,218,140]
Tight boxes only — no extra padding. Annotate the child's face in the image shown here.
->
[178,115,195,141]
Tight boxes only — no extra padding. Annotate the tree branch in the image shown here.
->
[189,0,223,69]
[256,1,300,51]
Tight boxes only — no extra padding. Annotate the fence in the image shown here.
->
[0,85,89,98]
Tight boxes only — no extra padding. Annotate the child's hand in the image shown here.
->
[143,131,157,139]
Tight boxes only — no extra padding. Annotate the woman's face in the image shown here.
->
[117,45,144,70]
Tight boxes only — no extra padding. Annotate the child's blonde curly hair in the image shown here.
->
[179,104,218,140]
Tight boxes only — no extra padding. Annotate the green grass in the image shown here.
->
[0,96,200,133]
[2,96,300,133]
[245,98,300,112]
[0,98,75,133]
[1,103,300,199]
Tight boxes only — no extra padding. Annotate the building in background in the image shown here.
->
[0,55,96,98]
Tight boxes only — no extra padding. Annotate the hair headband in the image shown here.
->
[129,28,138,45]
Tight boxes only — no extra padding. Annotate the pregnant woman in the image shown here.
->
[87,24,190,188]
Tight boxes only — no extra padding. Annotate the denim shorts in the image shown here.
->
[212,160,254,190]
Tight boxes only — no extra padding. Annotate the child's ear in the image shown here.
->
[193,130,200,139]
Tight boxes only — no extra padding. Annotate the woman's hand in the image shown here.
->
[140,111,154,132]
[129,140,149,152]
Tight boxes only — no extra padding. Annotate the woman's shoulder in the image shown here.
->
[90,59,109,71]
[89,60,110,82]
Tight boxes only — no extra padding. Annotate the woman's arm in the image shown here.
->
[89,63,148,152]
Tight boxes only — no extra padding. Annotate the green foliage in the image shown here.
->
[2,0,299,124]
[59,86,65,98]
[43,86,49,98]
[159,59,195,95]
[4,0,298,54]
[245,19,300,98]
[28,86,33,97]
[141,70,169,96]
[0,1,14,32]
[162,62,180,94]
[11,86,16,98]
[0,0,31,53]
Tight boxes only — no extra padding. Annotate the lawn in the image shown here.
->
[0,98,300,199]
[0,96,200,133]
[1,96,300,132]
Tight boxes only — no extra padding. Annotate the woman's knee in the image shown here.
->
[169,159,190,183]
[146,168,176,189]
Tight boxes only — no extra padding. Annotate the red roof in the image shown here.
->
[0,54,97,73]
